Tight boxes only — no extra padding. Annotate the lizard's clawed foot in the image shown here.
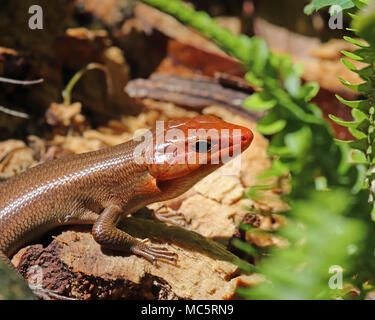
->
[154,211,185,226]
[131,244,177,265]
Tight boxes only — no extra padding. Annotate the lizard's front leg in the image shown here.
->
[92,204,177,264]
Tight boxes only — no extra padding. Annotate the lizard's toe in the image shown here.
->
[154,211,185,226]
[131,244,177,264]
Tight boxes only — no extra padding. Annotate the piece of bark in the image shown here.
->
[126,73,264,120]
[159,40,245,77]
[12,221,262,300]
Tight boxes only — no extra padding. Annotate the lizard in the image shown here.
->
[0,115,253,298]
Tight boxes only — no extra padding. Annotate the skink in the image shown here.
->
[0,115,253,288]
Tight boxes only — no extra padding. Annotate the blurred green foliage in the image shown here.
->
[0,261,35,300]
[304,0,369,14]
[240,190,367,300]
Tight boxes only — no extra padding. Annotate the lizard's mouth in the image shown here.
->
[155,162,221,196]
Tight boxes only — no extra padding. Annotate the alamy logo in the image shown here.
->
[28,5,43,30]
[27,265,44,291]
[328,5,343,30]
[328,265,343,290]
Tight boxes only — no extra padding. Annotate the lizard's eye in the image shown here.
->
[194,140,212,153]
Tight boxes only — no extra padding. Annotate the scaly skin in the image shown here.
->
[0,115,253,292]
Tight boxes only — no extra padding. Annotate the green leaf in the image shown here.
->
[304,0,355,15]
[243,92,277,111]
[328,114,362,128]
[336,137,368,153]
[350,149,368,163]
[245,184,275,201]
[339,78,372,93]
[352,0,371,10]
[268,145,292,157]
[342,56,374,79]
[315,176,328,190]
[258,159,289,179]
[298,82,320,101]
[352,107,367,121]
[336,95,371,113]
[284,126,312,157]
[357,118,370,133]
[353,2,375,46]
[343,36,368,48]
[306,102,323,118]
[304,3,315,15]
[272,89,323,124]
[258,119,287,135]
[357,65,374,80]
[284,74,301,97]
[251,37,270,74]
[353,48,375,63]
[257,111,287,135]
[349,127,367,139]
[341,50,364,61]
[341,58,357,71]
[231,239,257,256]
[349,138,369,152]
[245,71,264,88]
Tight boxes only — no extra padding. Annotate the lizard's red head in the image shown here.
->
[134,115,253,197]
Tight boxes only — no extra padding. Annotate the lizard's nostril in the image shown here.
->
[240,127,253,150]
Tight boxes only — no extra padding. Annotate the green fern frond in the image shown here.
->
[332,2,375,216]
